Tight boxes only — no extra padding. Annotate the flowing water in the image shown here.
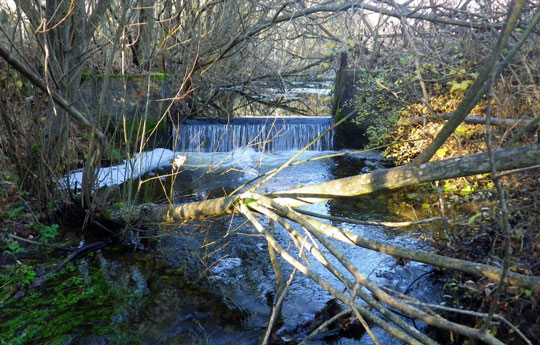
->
[171,117,334,152]
[97,118,440,344]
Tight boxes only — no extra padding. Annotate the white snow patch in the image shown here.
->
[62,148,177,190]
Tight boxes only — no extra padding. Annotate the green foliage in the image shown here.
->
[448,79,473,93]
[3,240,24,256]
[1,206,24,221]
[31,144,41,157]
[351,70,400,147]
[104,146,123,164]
[467,212,482,225]
[447,68,477,93]
[442,180,477,199]
[37,223,59,243]
[400,54,414,66]
[0,261,132,344]
[0,264,35,290]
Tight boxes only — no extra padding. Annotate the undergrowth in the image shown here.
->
[360,69,540,343]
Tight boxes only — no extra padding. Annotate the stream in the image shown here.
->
[94,145,441,345]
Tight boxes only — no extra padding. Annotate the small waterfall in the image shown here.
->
[172,117,334,152]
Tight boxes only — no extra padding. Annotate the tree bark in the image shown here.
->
[303,213,540,293]
[271,143,540,207]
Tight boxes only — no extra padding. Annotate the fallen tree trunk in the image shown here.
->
[397,114,539,127]
[270,143,540,207]
[306,214,540,293]
[106,143,540,224]
[103,143,540,344]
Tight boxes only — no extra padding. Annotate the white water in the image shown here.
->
[62,148,179,190]
[172,117,334,152]
[64,116,335,190]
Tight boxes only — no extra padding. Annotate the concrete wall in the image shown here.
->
[331,53,369,149]
[79,73,169,148]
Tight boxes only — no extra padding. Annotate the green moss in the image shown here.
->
[0,260,133,344]
[103,210,111,220]
[143,118,166,132]
[335,107,342,121]
[149,72,169,81]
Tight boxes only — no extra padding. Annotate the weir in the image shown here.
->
[171,116,334,152]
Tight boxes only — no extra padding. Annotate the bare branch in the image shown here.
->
[0,40,107,147]
[413,0,534,164]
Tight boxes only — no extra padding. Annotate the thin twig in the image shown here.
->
[251,202,424,341]
[348,281,380,345]
[262,219,299,345]
[246,193,506,345]
[480,68,512,334]
[238,203,425,345]
[246,199,438,345]
[296,209,442,228]
[259,199,540,292]
[497,164,540,178]
[297,309,352,345]
[8,233,73,251]
[402,301,533,345]
[262,267,297,345]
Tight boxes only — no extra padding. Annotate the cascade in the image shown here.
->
[171,117,334,152]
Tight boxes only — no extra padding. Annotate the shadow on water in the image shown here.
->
[101,249,264,345]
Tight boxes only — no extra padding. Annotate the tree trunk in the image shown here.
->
[42,0,89,170]
[106,143,540,223]
[15,0,110,210]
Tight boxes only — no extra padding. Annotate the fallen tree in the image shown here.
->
[7,144,535,345]
[108,143,540,223]
[105,143,540,293]
[106,144,540,292]
[103,143,540,345]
